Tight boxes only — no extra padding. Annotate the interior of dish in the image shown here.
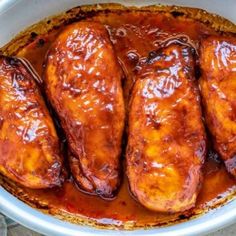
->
[0,3,236,230]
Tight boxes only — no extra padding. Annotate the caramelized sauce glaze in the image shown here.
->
[1,8,236,228]
[44,21,125,198]
[126,43,206,213]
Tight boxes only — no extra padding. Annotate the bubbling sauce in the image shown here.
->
[1,7,236,229]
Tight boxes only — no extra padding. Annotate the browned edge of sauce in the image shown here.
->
[1,3,236,56]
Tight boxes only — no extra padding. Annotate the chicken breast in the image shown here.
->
[44,21,125,198]
[126,43,206,212]
[0,56,63,189]
[200,36,236,177]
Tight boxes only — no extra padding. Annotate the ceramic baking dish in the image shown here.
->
[0,0,236,235]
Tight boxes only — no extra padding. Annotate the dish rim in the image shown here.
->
[1,186,236,236]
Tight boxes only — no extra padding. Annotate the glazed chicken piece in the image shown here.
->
[200,36,236,177]
[0,56,63,189]
[126,43,206,212]
[45,21,125,198]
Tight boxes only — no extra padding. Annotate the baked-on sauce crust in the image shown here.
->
[0,3,236,230]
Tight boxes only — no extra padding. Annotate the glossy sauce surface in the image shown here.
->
[200,36,236,177]
[10,10,236,227]
[126,44,206,213]
[0,56,63,189]
[44,21,125,198]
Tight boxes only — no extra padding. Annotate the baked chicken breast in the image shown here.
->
[45,21,125,198]
[200,36,236,177]
[126,43,206,212]
[0,56,63,188]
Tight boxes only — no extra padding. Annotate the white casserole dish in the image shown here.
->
[0,0,236,235]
